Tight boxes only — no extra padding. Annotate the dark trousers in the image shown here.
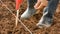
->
[44,0,59,18]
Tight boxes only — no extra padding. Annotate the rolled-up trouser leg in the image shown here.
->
[21,0,37,19]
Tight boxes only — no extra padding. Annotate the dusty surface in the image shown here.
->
[0,0,60,34]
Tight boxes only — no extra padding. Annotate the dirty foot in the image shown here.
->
[20,7,36,19]
[36,16,53,28]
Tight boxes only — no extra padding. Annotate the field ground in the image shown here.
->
[0,0,60,34]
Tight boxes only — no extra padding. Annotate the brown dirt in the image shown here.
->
[0,0,60,34]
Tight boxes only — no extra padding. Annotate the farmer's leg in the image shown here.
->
[37,0,59,28]
[21,0,37,19]
[28,0,37,8]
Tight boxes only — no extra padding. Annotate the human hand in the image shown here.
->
[34,0,48,10]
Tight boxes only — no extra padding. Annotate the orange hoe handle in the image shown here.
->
[16,0,23,10]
